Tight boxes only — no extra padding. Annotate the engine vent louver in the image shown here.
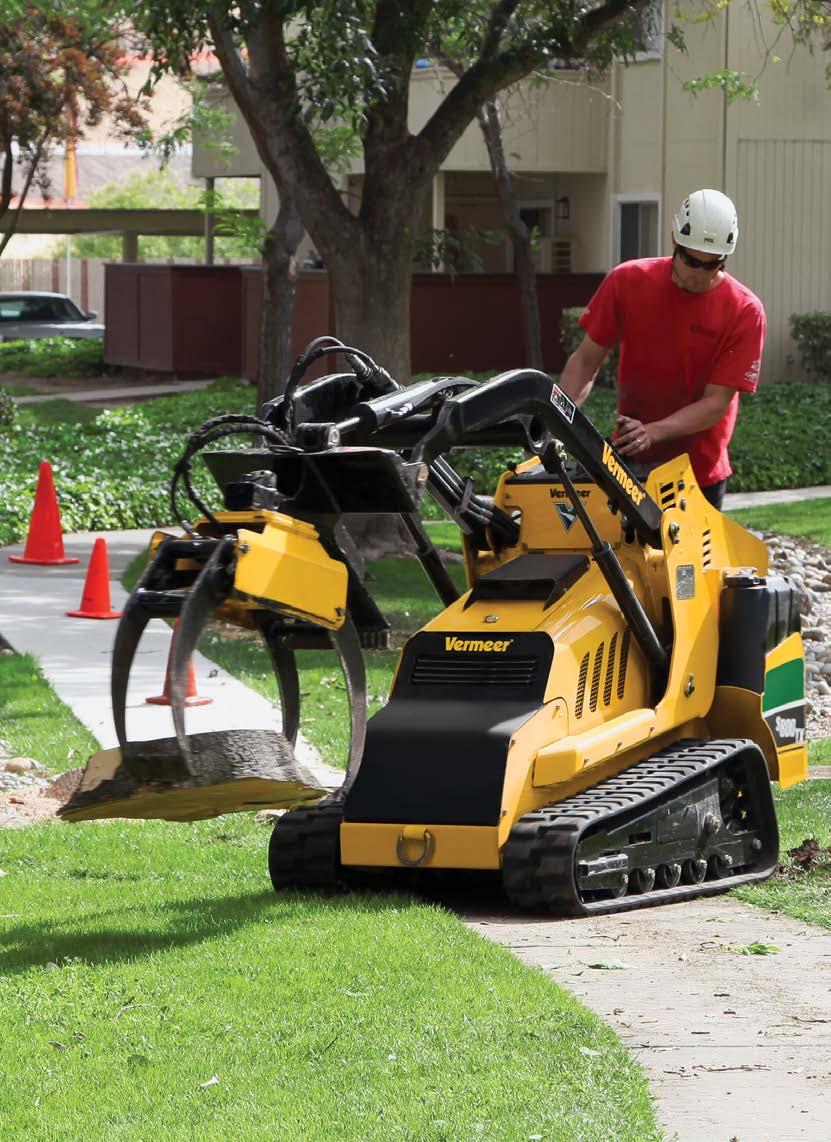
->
[411,655,537,687]
[575,652,590,719]
[658,481,677,511]
[702,528,713,569]
[603,632,618,706]
[617,629,631,700]
[589,643,605,712]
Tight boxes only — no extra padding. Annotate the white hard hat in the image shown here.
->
[672,189,738,257]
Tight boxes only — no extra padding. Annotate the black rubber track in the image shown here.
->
[502,738,778,916]
[268,800,345,890]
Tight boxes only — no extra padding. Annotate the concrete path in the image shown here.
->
[0,528,343,789]
[723,486,831,510]
[13,380,214,405]
[466,897,831,1142]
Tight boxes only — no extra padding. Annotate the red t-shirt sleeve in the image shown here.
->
[578,268,623,350]
[707,298,766,393]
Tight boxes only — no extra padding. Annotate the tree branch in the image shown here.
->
[0,137,14,222]
[572,0,642,54]
[0,133,47,259]
[480,0,522,61]
[208,8,354,254]
[414,0,652,175]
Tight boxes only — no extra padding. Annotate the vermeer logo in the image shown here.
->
[445,637,514,652]
[601,442,645,504]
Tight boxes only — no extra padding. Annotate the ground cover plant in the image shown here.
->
[0,337,109,379]
[2,376,830,548]
[0,655,659,1142]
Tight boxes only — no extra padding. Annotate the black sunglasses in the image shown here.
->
[676,246,726,272]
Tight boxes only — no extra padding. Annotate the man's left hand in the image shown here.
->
[615,415,654,457]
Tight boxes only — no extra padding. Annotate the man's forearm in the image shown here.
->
[558,352,596,406]
[650,393,734,442]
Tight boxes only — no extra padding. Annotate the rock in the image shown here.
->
[4,757,36,774]
[803,627,827,641]
[815,680,831,696]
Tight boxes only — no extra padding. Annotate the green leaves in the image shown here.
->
[0,379,255,547]
[682,68,760,103]
[789,311,831,381]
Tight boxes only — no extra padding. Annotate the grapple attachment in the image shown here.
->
[59,511,366,823]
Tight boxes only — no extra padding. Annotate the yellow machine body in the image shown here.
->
[340,454,808,871]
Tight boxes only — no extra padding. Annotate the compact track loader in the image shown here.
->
[59,337,808,915]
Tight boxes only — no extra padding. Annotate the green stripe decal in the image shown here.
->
[763,658,804,712]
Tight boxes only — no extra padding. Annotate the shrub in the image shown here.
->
[0,387,15,432]
[0,337,107,378]
[789,312,831,381]
[559,307,619,386]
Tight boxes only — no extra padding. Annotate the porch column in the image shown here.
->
[122,231,138,262]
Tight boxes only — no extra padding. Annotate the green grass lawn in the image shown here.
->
[737,774,831,928]
[0,656,658,1142]
[728,497,831,546]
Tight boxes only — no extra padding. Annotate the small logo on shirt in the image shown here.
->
[690,323,717,339]
[745,358,761,385]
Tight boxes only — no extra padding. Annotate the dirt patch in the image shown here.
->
[0,767,83,829]
[784,837,831,873]
[0,787,63,827]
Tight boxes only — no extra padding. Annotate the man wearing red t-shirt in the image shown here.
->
[559,189,766,509]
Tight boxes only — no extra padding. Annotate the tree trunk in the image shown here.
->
[326,235,414,386]
[257,192,304,408]
[477,99,544,371]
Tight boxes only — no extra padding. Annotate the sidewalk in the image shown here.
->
[0,528,342,789]
[13,380,215,405]
[723,485,831,510]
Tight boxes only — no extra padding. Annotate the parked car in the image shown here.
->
[0,291,105,342]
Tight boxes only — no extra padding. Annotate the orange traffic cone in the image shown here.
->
[9,461,79,566]
[66,537,122,620]
[146,621,212,707]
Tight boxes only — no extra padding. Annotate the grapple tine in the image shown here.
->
[110,542,171,753]
[259,620,301,746]
[329,616,367,787]
[170,537,235,767]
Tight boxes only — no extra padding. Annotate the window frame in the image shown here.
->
[610,193,662,266]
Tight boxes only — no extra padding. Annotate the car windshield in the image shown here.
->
[0,296,85,323]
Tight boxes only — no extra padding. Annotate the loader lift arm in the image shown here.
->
[289,361,668,684]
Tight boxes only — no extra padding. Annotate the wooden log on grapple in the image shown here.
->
[57,729,330,822]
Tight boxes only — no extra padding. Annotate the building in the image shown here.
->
[194,1,831,381]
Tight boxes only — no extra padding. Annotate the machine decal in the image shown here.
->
[549,487,590,499]
[764,700,806,747]
[555,503,578,532]
[763,657,806,747]
[601,442,646,504]
[550,383,576,423]
[676,564,695,600]
[445,637,514,652]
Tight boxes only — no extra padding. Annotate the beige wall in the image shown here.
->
[409,67,608,174]
[723,4,831,379]
[192,85,262,178]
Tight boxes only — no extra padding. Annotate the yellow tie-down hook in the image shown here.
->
[396,825,435,867]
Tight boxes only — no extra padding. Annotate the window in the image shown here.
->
[613,197,660,264]
[632,0,665,61]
